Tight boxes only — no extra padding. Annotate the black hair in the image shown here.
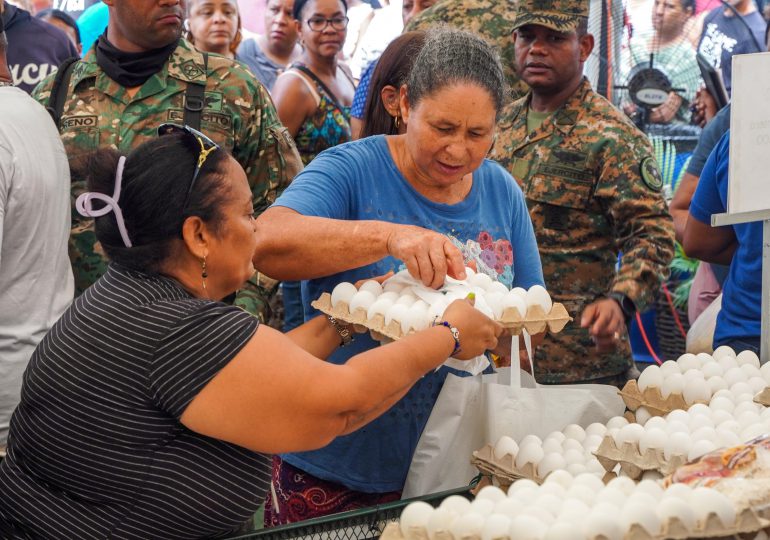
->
[71,134,231,273]
[36,8,81,44]
[361,31,427,138]
[575,17,589,37]
[679,0,695,13]
[407,27,507,120]
[292,0,348,20]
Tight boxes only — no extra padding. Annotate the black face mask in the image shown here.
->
[95,34,179,88]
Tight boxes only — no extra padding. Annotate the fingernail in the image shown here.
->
[466,292,475,300]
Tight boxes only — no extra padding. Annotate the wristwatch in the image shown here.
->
[608,292,636,323]
[327,315,354,347]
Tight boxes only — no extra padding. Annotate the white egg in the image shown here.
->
[760,362,770,384]
[691,384,717,407]
[717,429,741,448]
[688,439,717,461]
[665,420,690,435]
[545,431,566,443]
[688,414,715,432]
[382,280,405,294]
[635,406,653,426]
[688,403,713,418]
[469,498,496,517]
[508,479,540,499]
[696,352,714,367]
[515,444,545,469]
[712,388,735,401]
[367,297,394,320]
[571,473,605,493]
[525,285,552,314]
[358,280,383,297]
[606,416,629,430]
[740,363,761,379]
[709,395,735,414]
[565,485,596,506]
[532,494,563,517]
[330,282,358,308]
[661,372,685,398]
[494,498,521,519]
[716,419,741,434]
[509,514,548,540]
[473,295,495,319]
[663,431,692,460]
[749,376,767,393]
[384,303,410,327]
[481,514,512,540]
[736,350,761,369]
[690,426,718,444]
[426,299,448,321]
[542,438,563,455]
[501,291,528,318]
[494,436,519,460]
[656,497,697,532]
[402,304,429,334]
[582,435,603,452]
[450,512,485,539]
[537,452,567,479]
[595,487,627,508]
[395,293,417,307]
[639,427,667,453]
[439,494,471,514]
[712,345,736,361]
[659,360,681,376]
[544,470,573,489]
[701,361,724,379]
[740,423,767,442]
[615,423,645,447]
[566,463,588,476]
[677,353,700,372]
[586,458,607,476]
[718,357,739,375]
[562,424,586,442]
[724,367,748,387]
[690,487,736,527]
[607,476,636,496]
[666,409,690,424]
[620,503,662,536]
[400,501,434,538]
[476,485,507,504]
[711,409,734,426]
[544,522,579,540]
[485,292,505,319]
[661,482,693,502]
[644,416,667,431]
[468,272,494,290]
[464,266,476,277]
[348,290,377,314]
[425,507,456,539]
[585,422,607,438]
[734,401,761,416]
[634,479,664,499]
[735,392,756,403]
[486,280,509,296]
[520,434,543,448]
[707,376,729,394]
[583,512,623,540]
[684,368,706,380]
[762,407,770,421]
[538,482,567,499]
[638,365,663,392]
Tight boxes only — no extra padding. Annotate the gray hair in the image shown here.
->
[406,27,507,118]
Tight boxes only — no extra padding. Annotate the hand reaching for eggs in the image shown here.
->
[581,299,626,353]
[384,225,467,289]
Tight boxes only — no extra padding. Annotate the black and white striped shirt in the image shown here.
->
[0,264,270,539]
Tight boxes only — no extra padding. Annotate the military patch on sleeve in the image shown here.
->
[640,157,663,192]
[180,60,205,80]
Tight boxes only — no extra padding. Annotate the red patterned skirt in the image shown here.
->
[263,455,401,526]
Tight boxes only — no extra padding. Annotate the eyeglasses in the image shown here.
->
[157,123,220,209]
[306,15,349,31]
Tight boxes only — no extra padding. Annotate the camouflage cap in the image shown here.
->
[512,0,589,32]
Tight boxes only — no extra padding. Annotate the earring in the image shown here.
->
[394,115,401,130]
[201,256,208,290]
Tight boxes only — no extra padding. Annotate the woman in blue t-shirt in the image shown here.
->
[255,28,545,524]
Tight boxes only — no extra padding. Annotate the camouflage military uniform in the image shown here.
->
[33,39,301,323]
[491,78,675,383]
[404,0,529,101]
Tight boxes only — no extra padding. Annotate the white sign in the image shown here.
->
[728,52,770,215]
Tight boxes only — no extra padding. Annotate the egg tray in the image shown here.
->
[311,293,572,341]
[755,387,770,407]
[593,435,687,480]
[470,444,542,490]
[618,380,709,418]
[379,509,769,540]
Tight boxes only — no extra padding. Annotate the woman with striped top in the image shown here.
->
[0,126,502,539]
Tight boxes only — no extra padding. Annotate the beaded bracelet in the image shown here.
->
[432,319,461,356]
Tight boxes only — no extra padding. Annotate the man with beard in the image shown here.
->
[491,0,675,385]
[33,0,301,322]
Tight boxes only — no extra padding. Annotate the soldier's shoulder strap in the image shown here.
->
[47,56,81,129]
[183,52,208,131]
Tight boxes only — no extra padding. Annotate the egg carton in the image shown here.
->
[593,435,687,480]
[470,444,541,490]
[618,380,708,418]
[379,510,769,540]
[311,293,573,341]
[755,388,770,407]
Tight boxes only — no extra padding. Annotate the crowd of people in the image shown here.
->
[0,0,765,537]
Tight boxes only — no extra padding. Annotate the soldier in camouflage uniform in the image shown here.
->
[490,0,675,384]
[33,0,302,324]
[404,0,529,101]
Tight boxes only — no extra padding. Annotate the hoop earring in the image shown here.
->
[394,114,401,130]
[201,256,208,290]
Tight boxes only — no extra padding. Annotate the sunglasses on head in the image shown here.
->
[157,123,220,209]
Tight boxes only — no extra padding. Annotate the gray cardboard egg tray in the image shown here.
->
[470,444,542,490]
[593,435,687,480]
[311,293,572,341]
[379,507,769,540]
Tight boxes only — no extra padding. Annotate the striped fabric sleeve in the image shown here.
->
[149,303,259,418]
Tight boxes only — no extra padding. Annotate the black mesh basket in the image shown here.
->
[654,277,691,361]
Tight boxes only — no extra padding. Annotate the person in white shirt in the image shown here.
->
[0,8,73,448]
